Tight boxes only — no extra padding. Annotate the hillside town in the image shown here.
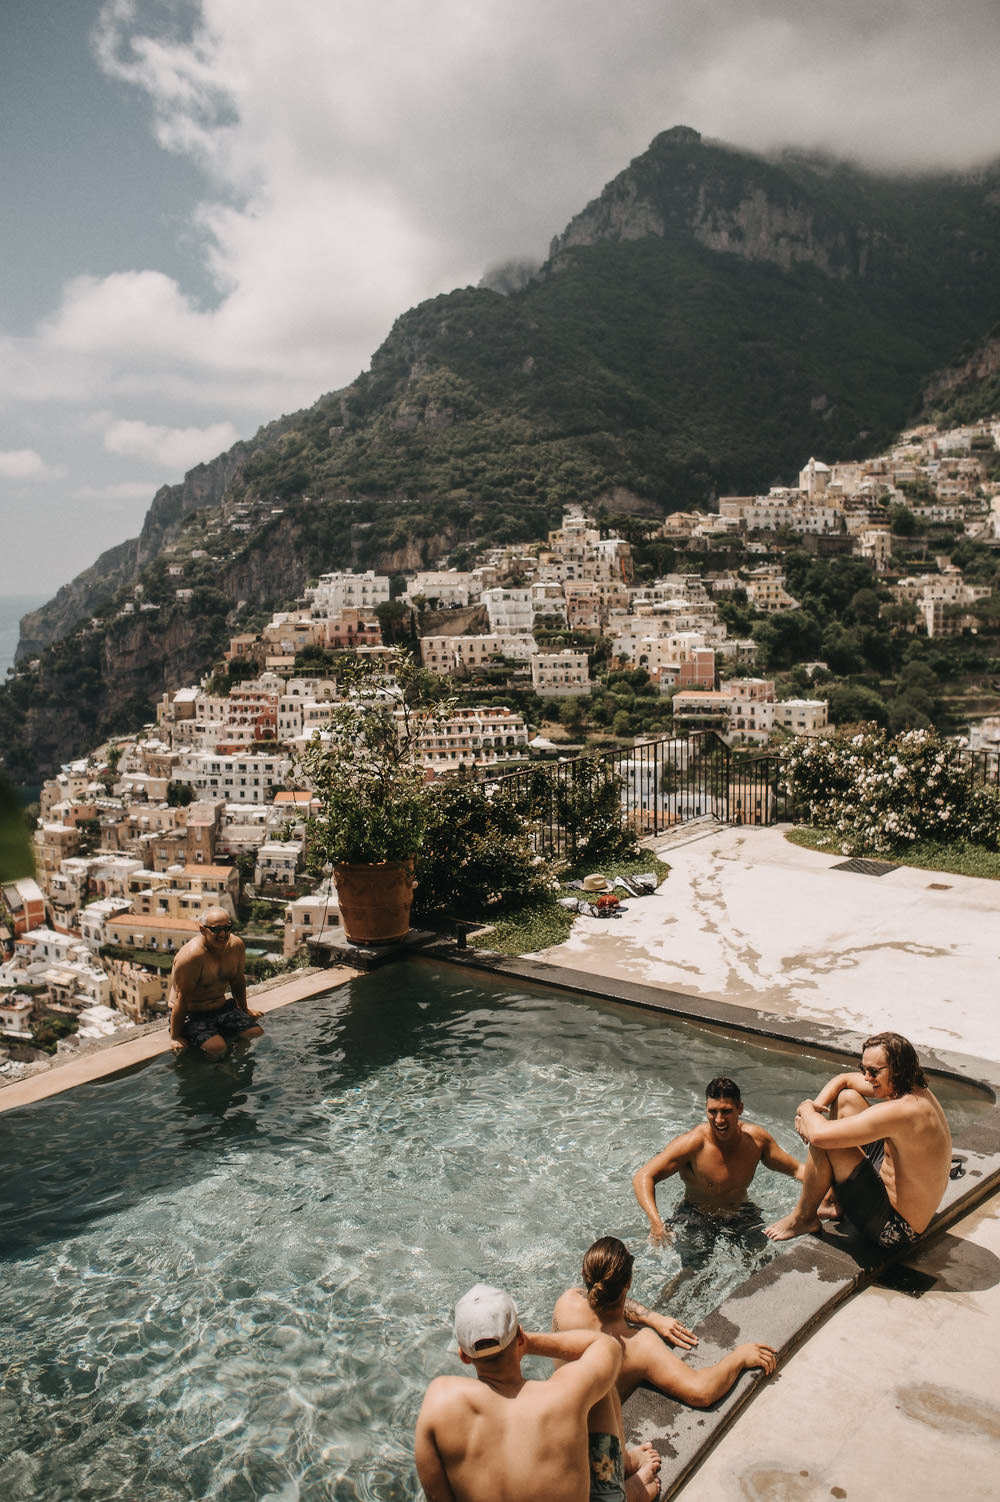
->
[3,420,1000,1076]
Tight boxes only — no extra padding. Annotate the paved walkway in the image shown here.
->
[531,822,1000,1500]
[541,821,1000,1065]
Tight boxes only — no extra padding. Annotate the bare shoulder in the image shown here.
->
[868,1091,937,1134]
[672,1122,711,1155]
[170,936,206,978]
[225,933,247,970]
[418,1375,476,1418]
[741,1121,775,1149]
[553,1287,593,1330]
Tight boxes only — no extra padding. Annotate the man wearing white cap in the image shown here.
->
[415,1283,639,1502]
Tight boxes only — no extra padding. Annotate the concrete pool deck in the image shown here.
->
[477,821,1000,1501]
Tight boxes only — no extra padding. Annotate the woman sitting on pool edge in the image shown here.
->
[551,1236,777,1408]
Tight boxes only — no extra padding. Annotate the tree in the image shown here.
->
[374,599,417,646]
[558,698,586,737]
[889,503,922,536]
[825,684,889,729]
[0,771,34,881]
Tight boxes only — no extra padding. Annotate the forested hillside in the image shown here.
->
[5,126,1000,779]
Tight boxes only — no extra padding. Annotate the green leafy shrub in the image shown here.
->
[412,777,554,920]
[553,751,642,865]
[301,650,454,866]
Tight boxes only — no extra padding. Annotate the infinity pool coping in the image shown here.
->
[0,965,358,1113]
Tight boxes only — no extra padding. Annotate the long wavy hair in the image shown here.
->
[582,1237,634,1312]
[863,1031,926,1094]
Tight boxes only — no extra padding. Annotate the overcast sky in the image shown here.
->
[3,0,1000,603]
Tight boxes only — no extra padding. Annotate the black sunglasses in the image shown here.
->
[203,923,233,936]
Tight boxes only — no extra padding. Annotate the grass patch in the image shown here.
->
[785,826,1000,881]
[470,857,672,955]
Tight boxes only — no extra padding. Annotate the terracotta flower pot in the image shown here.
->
[334,860,416,944]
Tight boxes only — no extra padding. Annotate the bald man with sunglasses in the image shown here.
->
[168,906,264,1056]
[765,1031,951,1247]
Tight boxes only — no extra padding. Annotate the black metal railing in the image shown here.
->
[483,736,996,863]
[964,749,999,787]
[484,732,787,860]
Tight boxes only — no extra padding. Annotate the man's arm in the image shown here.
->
[632,1130,698,1243]
[628,1328,777,1408]
[758,1132,804,1182]
[795,1095,910,1150]
[812,1071,874,1112]
[414,1382,460,1502]
[525,1329,622,1410]
[624,1296,698,1350]
[168,950,200,1052]
[229,936,250,1011]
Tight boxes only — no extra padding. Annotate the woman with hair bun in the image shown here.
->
[552,1236,777,1408]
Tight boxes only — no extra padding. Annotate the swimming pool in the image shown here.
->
[0,963,987,1500]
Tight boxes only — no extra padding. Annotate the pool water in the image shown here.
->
[0,964,987,1501]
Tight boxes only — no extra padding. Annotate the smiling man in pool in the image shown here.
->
[764,1031,952,1246]
[632,1076,804,1246]
[168,906,264,1056]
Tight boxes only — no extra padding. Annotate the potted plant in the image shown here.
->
[300,650,453,943]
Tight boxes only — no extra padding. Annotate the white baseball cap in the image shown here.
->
[454,1284,519,1357]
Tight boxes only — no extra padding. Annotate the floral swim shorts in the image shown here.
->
[588,1431,625,1502]
[181,1005,261,1050]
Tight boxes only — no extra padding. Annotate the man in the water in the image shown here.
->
[632,1076,803,1245]
[168,906,263,1056]
[415,1283,654,1502]
[765,1031,951,1247]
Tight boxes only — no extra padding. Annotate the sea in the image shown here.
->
[0,593,48,681]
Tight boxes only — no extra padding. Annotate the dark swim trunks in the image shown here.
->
[181,1004,261,1050]
[836,1140,918,1249]
[588,1432,626,1502]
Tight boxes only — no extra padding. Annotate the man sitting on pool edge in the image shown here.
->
[632,1076,804,1245]
[764,1031,952,1247]
[168,906,264,1056]
[415,1283,656,1502]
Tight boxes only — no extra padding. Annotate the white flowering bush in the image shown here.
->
[783,727,1000,855]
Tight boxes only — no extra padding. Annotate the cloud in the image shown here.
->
[0,449,49,480]
[103,417,241,469]
[4,0,1000,601]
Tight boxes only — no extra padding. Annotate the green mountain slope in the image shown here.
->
[5,126,1000,779]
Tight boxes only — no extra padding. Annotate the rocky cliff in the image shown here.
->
[16,414,298,661]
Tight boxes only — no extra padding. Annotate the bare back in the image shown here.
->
[416,1375,591,1502]
[552,1288,664,1401]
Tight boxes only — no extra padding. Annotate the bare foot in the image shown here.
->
[765,1212,821,1241]
[817,1190,841,1222]
[624,1445,661,1502]
[626,1443,660,1477]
